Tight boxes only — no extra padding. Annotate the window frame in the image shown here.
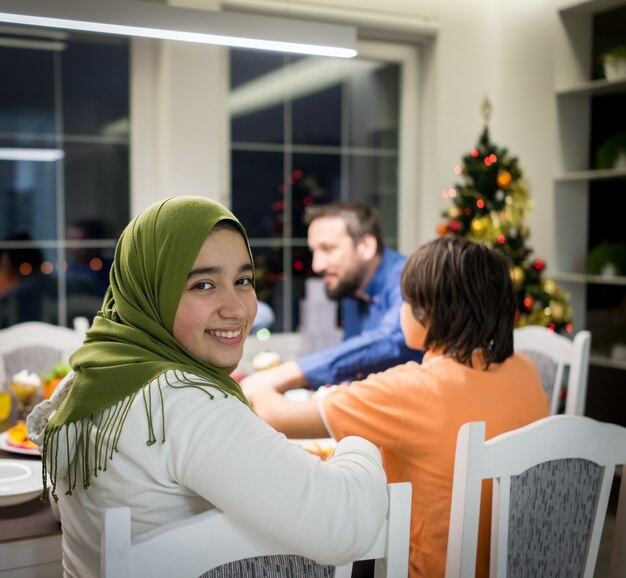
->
[229,39,421,332]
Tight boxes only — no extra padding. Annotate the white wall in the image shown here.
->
[489,0,559,270]
[131,39,230,217]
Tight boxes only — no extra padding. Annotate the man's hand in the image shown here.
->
[240,361,307,397]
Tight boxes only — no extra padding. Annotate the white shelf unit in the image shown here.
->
[554,0,626,370]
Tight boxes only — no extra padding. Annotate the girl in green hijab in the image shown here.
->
[27,196,387,578]
[41,196,254,497]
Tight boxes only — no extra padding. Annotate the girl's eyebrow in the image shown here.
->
[187,263,253,280]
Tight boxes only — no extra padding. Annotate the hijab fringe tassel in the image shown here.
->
[41,370,230,503]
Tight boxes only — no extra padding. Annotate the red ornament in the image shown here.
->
[471,148,478,157]
[523,295,534,310]
[497,234,505,244]
[449,219,463,233]
[532,259,545,272]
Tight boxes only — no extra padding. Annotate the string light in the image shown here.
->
[89,258,103,271]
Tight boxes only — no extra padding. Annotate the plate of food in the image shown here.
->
[0,459,43,506]
[0,423,41,457]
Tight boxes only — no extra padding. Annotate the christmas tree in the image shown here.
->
[437,101,572,333]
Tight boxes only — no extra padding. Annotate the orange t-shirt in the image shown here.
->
[320,350,549,578]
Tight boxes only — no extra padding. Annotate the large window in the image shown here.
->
[230,49,400,332]
[0,26,130,328]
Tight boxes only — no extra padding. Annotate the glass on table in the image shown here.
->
[0,386,11,422]
[8,370,42,422]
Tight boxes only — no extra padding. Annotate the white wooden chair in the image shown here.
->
[0,321,84,384]
[101,482,412,578]
[445,416,626,578]
[513,326,591,415]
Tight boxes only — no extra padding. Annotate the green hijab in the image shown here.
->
[43,196,253,499]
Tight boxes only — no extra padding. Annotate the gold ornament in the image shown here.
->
[549,301,565,323]
[471,218,485,236]
[516,312,528,328]
[510,266,525,287]
[497,170,512,189]
[543,279,556,296]
[448,207,461,218]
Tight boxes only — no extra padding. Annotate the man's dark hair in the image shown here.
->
[304,201,384,256]
[401,236,515,368]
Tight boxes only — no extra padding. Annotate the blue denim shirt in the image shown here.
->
[297,247,424,388]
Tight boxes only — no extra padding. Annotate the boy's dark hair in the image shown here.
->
[304,201,384,256]
[401,236,515,368]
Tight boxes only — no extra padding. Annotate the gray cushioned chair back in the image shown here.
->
[507,458,603,577]
[200,555,335,578]
[518,350,561,405]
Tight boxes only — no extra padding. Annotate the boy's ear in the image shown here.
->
[356,234,378,261]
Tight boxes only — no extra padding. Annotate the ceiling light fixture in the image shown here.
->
[0,0,358,58]
[0,148,65,162]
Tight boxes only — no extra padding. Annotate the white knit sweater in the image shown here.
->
[28,371,388,578]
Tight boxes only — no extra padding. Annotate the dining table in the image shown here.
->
[0,418,62,578]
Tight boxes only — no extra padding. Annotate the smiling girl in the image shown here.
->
[27,196,387,578]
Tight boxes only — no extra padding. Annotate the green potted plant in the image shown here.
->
[602,45,626,81]
[586,242,626,277]
[595,132,626,170]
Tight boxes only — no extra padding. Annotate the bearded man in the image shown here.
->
[241,201,423,395]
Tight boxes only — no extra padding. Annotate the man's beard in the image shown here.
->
[324,275,361,301]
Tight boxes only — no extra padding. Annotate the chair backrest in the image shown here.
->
[445,416,626,578]
[101,482,412,578]
[513,326,591,415]
[0,321,85,383]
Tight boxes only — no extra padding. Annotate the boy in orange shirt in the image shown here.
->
[249,236,549,577]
